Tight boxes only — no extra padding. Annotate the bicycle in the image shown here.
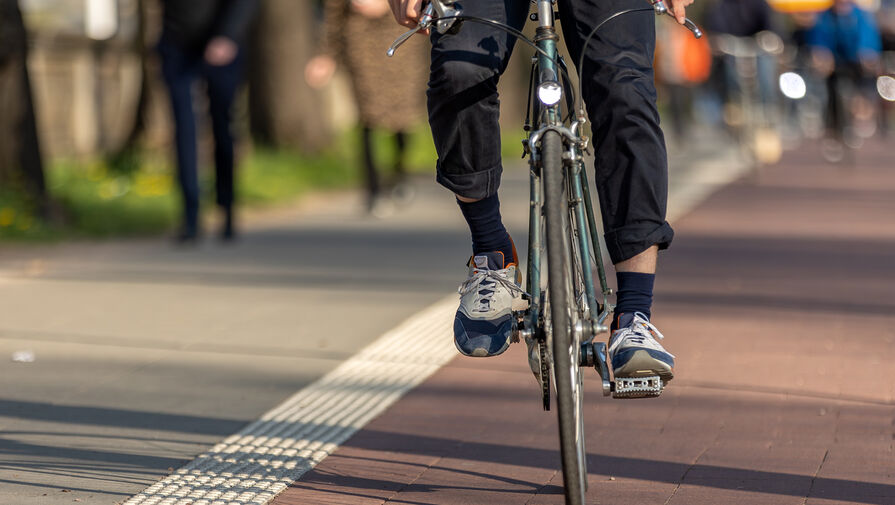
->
[389,2,700,503]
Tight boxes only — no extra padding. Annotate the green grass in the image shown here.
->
[0,125,441,241]
[0,125,530,242]
[49,158,180,238]
[0,191,53,240]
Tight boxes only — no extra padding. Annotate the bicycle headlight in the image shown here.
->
[537,81,563,106]
[779,72,806,100]
[878,76,895,102]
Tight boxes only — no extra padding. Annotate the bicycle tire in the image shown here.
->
[541,130,587,505]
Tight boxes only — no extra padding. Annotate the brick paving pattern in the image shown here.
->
[272,141,895,505]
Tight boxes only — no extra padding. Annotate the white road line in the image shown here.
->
[123,143,746,505]
[123,296,457,505]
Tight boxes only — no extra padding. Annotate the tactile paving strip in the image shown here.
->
[123,296,456,505]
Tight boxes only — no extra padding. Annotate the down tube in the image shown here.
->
[578,165,611,302]
[569,161,600,327]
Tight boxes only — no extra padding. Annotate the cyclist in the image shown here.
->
[807,0,882,143]
[388,0,688,384]
[704,0,779,120]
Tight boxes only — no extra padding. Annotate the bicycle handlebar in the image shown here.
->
[387,1,461,57]
[387,0,701,57]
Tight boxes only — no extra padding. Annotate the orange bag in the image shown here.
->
[678,29,712,84]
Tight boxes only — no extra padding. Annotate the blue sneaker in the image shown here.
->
[608,312,675,382]
[454,251,523,357]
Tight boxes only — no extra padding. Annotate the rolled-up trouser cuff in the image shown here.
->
[435,160,503,200]
[604,221,675,265]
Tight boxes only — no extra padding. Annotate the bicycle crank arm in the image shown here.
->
[649,0,703,39]
[580,342,612,396]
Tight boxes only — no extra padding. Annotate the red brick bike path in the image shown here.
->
[272,141,895,505]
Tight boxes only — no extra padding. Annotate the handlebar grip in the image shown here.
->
[650,0,702,39]
[683,18,703,39]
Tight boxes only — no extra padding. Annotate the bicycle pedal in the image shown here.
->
[512,297,530,312]
[612,376,663,399]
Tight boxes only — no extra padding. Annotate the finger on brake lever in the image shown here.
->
[387,3,436,57]
[649,0,703,39]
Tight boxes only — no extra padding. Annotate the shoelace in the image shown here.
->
[458,268,524,312]
[609,312,665,353]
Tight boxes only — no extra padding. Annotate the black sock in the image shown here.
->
[457,194,515,266]
[612,272,655,331]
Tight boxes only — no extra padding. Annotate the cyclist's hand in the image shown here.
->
[666,0,694,25]
[305,55,337,89]
[389,0,424,28]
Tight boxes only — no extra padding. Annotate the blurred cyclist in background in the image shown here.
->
[807,0,882,147]
[704,0,784,164]
[704,0,779,129]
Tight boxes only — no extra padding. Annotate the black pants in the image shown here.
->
[158,35,242,233]
[428,0,673,263]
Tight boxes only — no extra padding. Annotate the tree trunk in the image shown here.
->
[107,0,152,173]
[248,0,332,152]
[0,0,46,209]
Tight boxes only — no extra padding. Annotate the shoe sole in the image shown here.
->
[454,335,511,358]
[613,349,674,384]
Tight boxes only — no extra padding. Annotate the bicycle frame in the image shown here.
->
[523,0,612,369]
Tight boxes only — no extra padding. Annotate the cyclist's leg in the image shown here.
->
[428,0,527,200]
[559,0,674,379]
[429,0,528,357]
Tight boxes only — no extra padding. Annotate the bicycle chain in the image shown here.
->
[539,339,550,411]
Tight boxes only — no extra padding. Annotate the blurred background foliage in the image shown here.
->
[0,0,455,241]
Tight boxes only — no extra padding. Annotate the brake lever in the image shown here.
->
[387,3,435,57]
[387,0,463,57]
[650,0,703,39]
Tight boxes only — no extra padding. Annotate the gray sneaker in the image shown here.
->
[608,312,675,382]
[453,252,523,357]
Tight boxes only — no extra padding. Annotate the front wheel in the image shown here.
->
[541,130,587,505]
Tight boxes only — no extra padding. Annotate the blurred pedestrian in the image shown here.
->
[807,0,882,144]
[158,0,258,243]
[305,0,427,215]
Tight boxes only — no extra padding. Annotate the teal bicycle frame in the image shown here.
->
[524,0,612,373]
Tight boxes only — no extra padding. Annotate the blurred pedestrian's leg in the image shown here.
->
[394,131,407,179]
[390,130,415,204]
[360,126,381,213]
[204,54,242,240]
[826,71,844,140]
[159,38,201,240]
